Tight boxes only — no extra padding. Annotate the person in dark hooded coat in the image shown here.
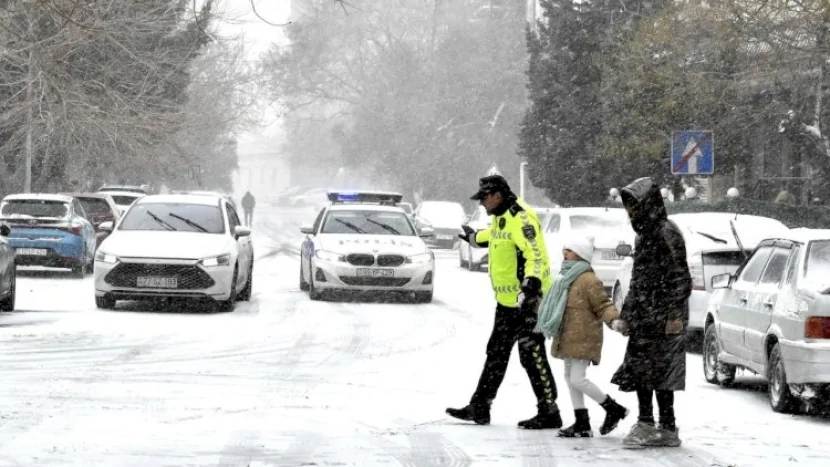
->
[611,177,692,448]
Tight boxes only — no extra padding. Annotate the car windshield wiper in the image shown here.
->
[366,218,401,235]
[146,210,177,231]
[694,231,727,244]
[334,218,366,233]
[168,212,208,232]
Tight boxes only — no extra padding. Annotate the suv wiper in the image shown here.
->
[366,218,401,235]
[168,213,208,232]
[146,210,176,231]
[694,231,727,244]
[334,218,366,233]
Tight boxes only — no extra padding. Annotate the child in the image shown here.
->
[536,235,629,437]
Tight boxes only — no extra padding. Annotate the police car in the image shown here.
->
[299,191,436,302]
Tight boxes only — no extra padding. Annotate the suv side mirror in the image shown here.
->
[234,226,252,238]
[99,221,114,232]
[615,243,633,257]
[300,225,314,235]
[0,224,9,237]
[711,273,733,289]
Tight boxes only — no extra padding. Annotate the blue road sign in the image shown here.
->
[671,131,714,175]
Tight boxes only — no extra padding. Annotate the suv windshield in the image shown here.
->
[1,200,69,218]
[804,240,830,289]
[119,203,225,234]
[321,210,415,236]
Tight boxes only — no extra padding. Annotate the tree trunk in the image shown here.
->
[24,47,34,193]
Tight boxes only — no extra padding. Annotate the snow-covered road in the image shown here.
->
[0,206,827,466]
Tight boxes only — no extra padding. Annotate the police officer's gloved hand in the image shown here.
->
[518,277,542,313]
[458,224,476,244]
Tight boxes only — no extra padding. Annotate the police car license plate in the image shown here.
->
[137,277,178,288]
[16,248,48,256]
[356,268,394,278]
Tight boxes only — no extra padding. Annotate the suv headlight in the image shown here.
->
[315,250,344,262]
[201,253,231,267]
[407,252,433,264]
[94,250,119,264]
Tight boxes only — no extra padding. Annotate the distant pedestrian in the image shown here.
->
[241,191,256,226]
[611,177,692,448]
[536,235,629,438]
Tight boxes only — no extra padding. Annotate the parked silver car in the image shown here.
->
[704,229,830,413]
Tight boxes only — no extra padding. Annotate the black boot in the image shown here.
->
[558,409,593,438]
[518,404,563,429]
[599,395,630,436]
[446,403,490,425]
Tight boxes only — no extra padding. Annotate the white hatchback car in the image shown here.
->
[612,213,789,332]
[300,191,435,302]
[704,229,830,413]
[93,194,254,311]
[542,207,635,288]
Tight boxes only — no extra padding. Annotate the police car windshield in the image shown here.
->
[322,210,415,236]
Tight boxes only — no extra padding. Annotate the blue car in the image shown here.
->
[0,194,97,277]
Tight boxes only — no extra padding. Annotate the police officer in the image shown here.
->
[446,175,562,429]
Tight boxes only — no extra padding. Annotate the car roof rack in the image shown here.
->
[327,190,403,206]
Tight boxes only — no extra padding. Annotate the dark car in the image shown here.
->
[62,193,121,250]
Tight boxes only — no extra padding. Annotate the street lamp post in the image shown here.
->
[519,162,528,199]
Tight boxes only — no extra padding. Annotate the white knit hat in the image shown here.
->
[563,235,595,263]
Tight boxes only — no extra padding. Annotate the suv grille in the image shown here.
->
[105,263,215,290]
[346,254,374,266]
[377,254,405,267]
[339,277,410,287]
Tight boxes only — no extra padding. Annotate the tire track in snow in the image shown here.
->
[371,431,472,467]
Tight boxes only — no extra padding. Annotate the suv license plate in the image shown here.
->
[356,268,394,278]
[137,277,178,288]
[16,248,48,256]
[601,250,622,261]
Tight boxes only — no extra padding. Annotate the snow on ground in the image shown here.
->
[0,206,827,466]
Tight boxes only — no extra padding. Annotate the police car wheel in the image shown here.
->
[414,291,433,303]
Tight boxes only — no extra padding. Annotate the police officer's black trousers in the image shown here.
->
[470,304,558,409]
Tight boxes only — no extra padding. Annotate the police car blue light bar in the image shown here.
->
[327,190,403,205]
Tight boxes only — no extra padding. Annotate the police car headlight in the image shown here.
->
[94,250,119,264]
[315,250,344,262]
[201,253,231,268]
[407,252,433,264]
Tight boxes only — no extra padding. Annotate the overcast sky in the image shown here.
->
[218,0,291,58]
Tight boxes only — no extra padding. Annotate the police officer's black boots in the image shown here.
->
[518,403,563,429]
[446,403,490,425]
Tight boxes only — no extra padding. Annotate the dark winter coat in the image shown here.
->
[610,177,692,392]
[242,192,256,210]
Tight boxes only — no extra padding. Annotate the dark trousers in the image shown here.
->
[244,209,253,226]
[471,304,557,409]
[636,389,675,428]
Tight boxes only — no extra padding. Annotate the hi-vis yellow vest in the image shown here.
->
[473,199,552,308]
